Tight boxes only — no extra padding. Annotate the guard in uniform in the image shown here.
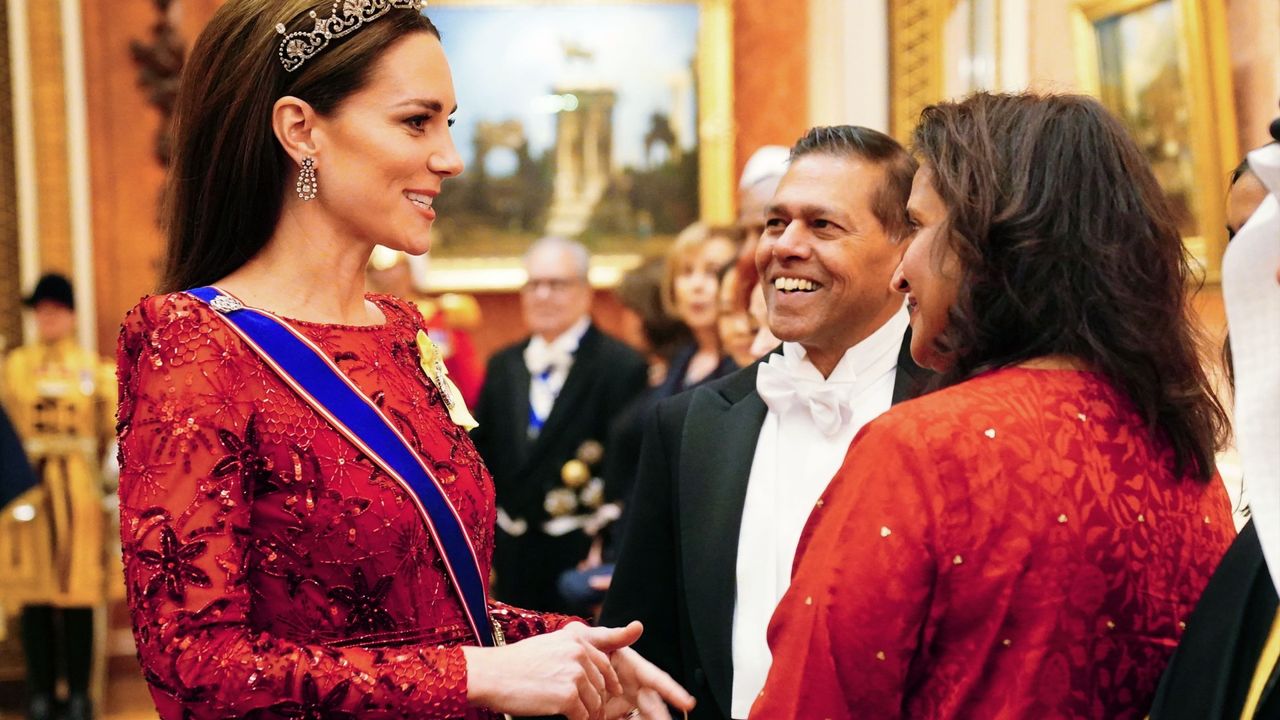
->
[0,274,115,720]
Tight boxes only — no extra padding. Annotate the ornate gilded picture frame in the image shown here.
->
[420,0,733,291]
[1071,0,1237,280]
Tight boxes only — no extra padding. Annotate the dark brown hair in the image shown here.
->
[1228,141,1278,186]
[912,92,1228,482]
[790,125,919,242]
[160,0,439,292]
[616,257,691,364]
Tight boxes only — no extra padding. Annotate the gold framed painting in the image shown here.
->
[1071,0,1237,281]
[418,0,734,292]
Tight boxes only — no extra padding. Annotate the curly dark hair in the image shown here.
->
[912,92,1229,482]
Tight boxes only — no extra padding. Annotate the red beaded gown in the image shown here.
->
[116,292,572,720]
[751,367,1234,720]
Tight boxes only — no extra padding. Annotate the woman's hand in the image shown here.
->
[602,624,697,720]
[463,621,638,720]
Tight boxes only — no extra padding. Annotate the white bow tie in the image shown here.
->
[524,340,574,378]
[756,360,855,437]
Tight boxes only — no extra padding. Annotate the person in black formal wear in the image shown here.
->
[1149,128,1280,720]
[472,236,648,614]
[562,222,744,614]
[600,126,928,720]
[0,402,36,510]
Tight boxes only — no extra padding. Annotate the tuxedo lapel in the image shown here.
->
[678,364,767,716]
[891,328,930,405]
[505,341,534,463]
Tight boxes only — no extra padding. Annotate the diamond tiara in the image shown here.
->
[276,0,428,73]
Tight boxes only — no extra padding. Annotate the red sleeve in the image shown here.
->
[489,602,578,642]
[750,417,943,720]
[116,295,471,719]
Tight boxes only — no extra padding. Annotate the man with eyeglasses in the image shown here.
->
[472,236,648,614]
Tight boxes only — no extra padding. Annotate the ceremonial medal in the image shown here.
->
[544,488,579,517]
[561,459,591,489]
[576,439,604,465]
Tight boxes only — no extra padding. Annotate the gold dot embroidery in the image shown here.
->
[804,596,813,606]
[984,428,996,439]
[875,651,886,661]
[1106,620,1116,630]
[880,526,892,538]
[1138,514,1146,523]
[1077,413,1087,421]
[1002,638,1012,647]
[953,555,964,566]
[1057,514,1068,523]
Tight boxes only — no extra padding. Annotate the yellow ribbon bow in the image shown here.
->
[415,330,479,431]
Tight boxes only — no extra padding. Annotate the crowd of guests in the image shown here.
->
[0,1,1276,718]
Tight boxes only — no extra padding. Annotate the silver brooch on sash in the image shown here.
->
[209,295,244,314]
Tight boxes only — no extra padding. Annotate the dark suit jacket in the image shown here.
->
[600,333,927,719]
[0,403,36,509]
[1148,519,1279,719]
[472,323,647,611]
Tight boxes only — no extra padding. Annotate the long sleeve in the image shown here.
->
[489,601,575,643]
[748,419,939,720]
[116,297,473,719]
[752,369,1235,720]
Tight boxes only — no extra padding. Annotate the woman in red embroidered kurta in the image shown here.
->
[751,93,1235,719]
[751,368,1233,719]
[118,1,693,718]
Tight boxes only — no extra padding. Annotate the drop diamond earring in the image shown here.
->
[296,156,318,201]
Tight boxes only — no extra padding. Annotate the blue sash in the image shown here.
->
[185,286,500,647]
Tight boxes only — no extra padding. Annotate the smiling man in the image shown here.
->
[601,126,927,720]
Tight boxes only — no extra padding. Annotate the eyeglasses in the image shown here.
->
[521,277,585,294]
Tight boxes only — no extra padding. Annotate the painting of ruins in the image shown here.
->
[426,3,701,263]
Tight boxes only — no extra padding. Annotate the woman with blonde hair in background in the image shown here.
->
[657,223,741,397]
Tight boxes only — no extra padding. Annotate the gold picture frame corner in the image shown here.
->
[1070,0,1235,282]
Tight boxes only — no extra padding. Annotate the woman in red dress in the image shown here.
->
[750,93,1236,719]
[116,1,693,718]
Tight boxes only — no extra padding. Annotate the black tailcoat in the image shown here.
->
[1149,519,1279,719]
[601,333,926,719]
[472,324,647,613]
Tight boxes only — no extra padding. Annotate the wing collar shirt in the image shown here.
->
[730,306,909,718]
[523,316,591,437]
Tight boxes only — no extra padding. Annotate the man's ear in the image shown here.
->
[272,95,321,164]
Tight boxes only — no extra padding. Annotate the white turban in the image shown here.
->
[738,145,791,191]
[1222,142,1280,590]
